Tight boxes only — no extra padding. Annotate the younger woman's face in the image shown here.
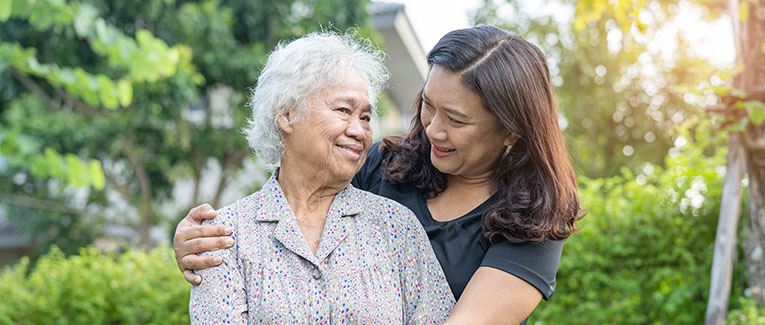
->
[420,65,515,179]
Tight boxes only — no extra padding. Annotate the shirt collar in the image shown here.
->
[249,172,362,222]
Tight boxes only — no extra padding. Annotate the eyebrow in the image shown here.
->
[337,97,372,113]
[422,92,470,120]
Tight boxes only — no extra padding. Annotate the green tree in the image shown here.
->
[471,0,726,178]
[0,0,373,252]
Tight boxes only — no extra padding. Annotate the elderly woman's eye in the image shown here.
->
[336,108,351,114]
[361,115,372,122]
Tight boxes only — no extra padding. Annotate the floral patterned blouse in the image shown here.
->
[189,175,455,324]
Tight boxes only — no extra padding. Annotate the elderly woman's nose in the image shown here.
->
[345,117,367,140]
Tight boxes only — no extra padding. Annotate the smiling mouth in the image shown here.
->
[432,144,455,157]
[335,143,363,158]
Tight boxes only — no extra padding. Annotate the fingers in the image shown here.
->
[180,254,224,272]
[177,236,234,257]
[183,269,202,285]
[175,224,233,243]
[189,225,234,240]
[187,204,217,224]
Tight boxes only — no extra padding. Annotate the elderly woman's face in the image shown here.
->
[281,68,373,183]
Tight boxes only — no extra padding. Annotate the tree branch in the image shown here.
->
[191,148,203,206]
[0,192,84,215]
[212,149,249,208]
[10,67,61,110]
[743,129,765,151]
[103,170,133,200]
[721,88,765,104]
[52,86,101,115]
[122,138,153,207]
[122,137,155,248]
[10,67,102,115]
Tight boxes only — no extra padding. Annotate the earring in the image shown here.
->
[503,145,513,157]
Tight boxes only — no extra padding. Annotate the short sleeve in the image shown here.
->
[480,240,564,300]
[392,204,455,323]
[352,141,384,192]
[189,203,248,323]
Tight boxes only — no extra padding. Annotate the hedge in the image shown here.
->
[0,246,189,324]
[530,125,750,323]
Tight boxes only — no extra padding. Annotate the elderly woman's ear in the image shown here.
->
[277,112,294,134]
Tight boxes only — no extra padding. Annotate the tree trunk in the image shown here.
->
[745,141,765,304]
[741,0,765,306]
[706,134,746,324]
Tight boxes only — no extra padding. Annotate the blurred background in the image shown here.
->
[1,0,763,323]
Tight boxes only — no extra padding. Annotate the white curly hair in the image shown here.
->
[243,31,389,169]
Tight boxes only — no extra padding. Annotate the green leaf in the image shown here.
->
[65,154,89,187]
[709,85,732,96]
[727,117,749,132]
[744,100,765,126]
[732,89,748,98]
[73,3,98,37]
[10,0,33,17]
[117,79,132,107]
[739,2,749,22]
[0,131,19,156]
[44,147,65,179]
[29,155,50,179]
[75,68,99,107]
[97,75,118,109]
[0,0,11,22]
[88,160,105,190]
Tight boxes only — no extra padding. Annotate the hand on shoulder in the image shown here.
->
[173,203,233,285]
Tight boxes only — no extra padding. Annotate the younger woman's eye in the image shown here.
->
[422,99,433,109]
[448,116,465,125]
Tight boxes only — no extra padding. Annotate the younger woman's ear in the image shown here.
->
[504,133,519,147]
[276,112,293,134]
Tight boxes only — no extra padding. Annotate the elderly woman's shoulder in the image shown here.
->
[348,187,419,227]
[203,191,267,227]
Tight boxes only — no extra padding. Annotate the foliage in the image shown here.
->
[728,296,765,324]
[0,245,190,324]
[472,0,728,177]
[0,0,373,251]
[530,120,737,323]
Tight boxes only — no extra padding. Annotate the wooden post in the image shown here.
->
[706,134,746,324]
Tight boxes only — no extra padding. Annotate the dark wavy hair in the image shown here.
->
[381,25,583,244]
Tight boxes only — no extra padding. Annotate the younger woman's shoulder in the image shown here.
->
[352,141,387,191]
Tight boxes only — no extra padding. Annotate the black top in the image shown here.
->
[352,142,563,301]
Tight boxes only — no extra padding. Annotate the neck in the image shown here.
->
[447,172,493,189]
[277,158,347,220]
[443,172,494,198]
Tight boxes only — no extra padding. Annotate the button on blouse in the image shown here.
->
[189,174,455,324]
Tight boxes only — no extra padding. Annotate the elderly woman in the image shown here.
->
[188,32,455,323]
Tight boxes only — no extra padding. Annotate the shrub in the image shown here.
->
[0,245,190,324]
[530,124,739,324]
[728,296,765,324]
